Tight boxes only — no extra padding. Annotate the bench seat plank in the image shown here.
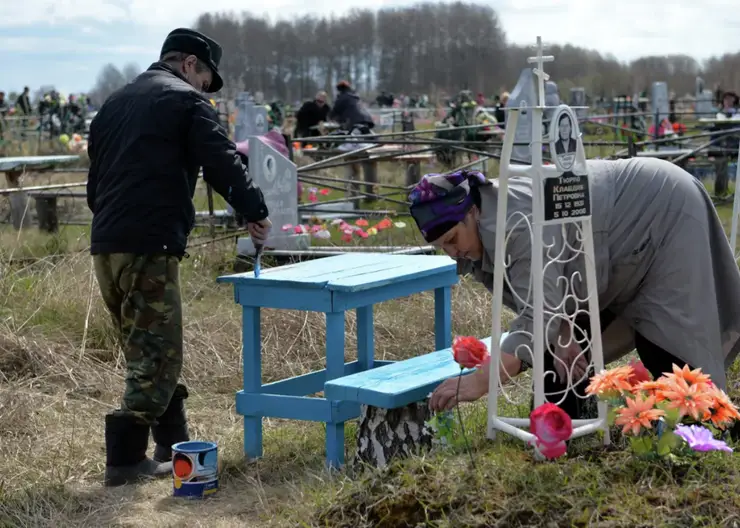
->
[325,335,506,409]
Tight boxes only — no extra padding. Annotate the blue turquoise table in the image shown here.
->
[217,252,459,467]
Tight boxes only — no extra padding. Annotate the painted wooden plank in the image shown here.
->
[217,253,389,288]
[218,253,456,294]
[324,335,508,409]
[331,271,459,311]
[326,255,456,292]
[0,155,80,172]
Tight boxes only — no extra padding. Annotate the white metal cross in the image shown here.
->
[527,36,554,108]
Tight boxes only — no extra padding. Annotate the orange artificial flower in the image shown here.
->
[658,377,714,421]
[586,365,634,396]
[355,219,369,227]
[706,386,740,428]
[633,379,671,401]
[614,394,665,436]
[662,364,711,389]
[376,218,393,230]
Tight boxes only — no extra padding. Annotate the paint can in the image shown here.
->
[171,441,219,499]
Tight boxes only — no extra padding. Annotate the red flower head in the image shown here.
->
[530,402,573,446]
[452,336,490,369]
[628,359,652,384]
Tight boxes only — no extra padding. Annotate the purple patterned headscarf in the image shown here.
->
[408,170,490,242]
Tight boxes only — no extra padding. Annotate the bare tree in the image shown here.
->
[86,3,738,104]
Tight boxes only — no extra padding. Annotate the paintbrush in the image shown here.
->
[254,243,264,278]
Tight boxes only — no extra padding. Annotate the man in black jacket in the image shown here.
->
[294,91,330,138]
[87,27,271,487]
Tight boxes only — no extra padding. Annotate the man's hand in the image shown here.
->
[248,218,272,246]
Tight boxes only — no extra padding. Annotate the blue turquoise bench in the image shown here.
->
[217,252,459,468]
[324,334,507,409]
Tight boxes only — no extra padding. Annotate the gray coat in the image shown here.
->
[464,157,740,388]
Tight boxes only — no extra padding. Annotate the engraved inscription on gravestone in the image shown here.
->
[543,173,591,221]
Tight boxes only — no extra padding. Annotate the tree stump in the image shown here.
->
[34,194,59,233]
[352,401,434,470]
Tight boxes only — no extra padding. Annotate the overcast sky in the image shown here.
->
[2,0,739,95]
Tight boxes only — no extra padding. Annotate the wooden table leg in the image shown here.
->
[242,306,264,460]
[434,286,452,351]
[356,306,374,370]
[362,161,378,202]
[34,195,59,233]
[5,170,32,230]
[325,311,346,468]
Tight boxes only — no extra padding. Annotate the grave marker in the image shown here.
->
[651,81,670,124]
[234,95,269,143]
[505,68,538,164]
[236,136,309,254]
[695,90,715,117]
[569,87,587,119]
[487,36,608,451]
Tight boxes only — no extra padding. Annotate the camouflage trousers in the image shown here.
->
[93,253,183,425]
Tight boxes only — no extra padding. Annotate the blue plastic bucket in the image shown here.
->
[171,441,218,499]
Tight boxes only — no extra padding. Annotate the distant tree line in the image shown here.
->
[89,2,740,105]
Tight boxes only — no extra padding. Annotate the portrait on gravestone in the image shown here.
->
[551,109,577,171]
[544,105,591,222]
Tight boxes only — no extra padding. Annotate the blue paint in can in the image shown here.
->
[172,441,219,499]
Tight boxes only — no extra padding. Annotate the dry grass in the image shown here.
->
[0,220,497,527]
[2,138,740,527]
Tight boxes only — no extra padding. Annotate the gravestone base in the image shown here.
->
[352,402,433,470]
[236,233,311,256]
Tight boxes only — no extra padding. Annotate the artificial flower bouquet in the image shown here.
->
[585,361,740,458]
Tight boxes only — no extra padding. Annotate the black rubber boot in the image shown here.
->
[104,413,172,487]
[151,384,190,463]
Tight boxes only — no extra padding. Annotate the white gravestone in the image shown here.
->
[486,36,609,453]
[651,82,670,124]
[569,87,587,119]
[506,68,538,164]
[695,90,715,117]
[236,136,310,254]
[228,93,271,218]
[234,97,268,142]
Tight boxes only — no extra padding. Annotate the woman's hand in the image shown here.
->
[429,370,488,412]
[553,321,588,383]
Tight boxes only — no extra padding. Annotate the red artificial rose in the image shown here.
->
[628,359,652,384]
[530,403,573,445]
[452,336,490,369]
[537,440,567,460]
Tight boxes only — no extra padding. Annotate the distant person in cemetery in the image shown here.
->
[408,162,740,422]
[329,80,375,134]
[718,91,739,117]
[87,27,272,487]
[294,90,330,138]
[15,87,31,115]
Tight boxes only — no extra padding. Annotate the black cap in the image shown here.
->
[160,28,223,93]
